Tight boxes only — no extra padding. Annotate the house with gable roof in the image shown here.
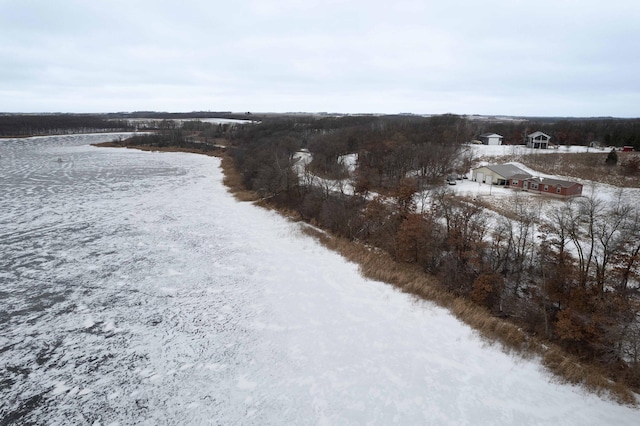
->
[527,131,551,149]
[472,164,531,185]
[472,163,583,197]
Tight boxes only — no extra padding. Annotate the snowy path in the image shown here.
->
[1,135,638,424]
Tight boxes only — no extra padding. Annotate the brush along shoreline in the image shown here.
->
[93,139,638,406]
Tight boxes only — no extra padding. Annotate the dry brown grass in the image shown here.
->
[218,154,260,202]
[541,348,636,405]
[94,141,221,156]
[92,141,123,148]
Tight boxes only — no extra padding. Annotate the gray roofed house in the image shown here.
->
[527,176,574,187]
[472,164,531,185]
[510,173,533,180]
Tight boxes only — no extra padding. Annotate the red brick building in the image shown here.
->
[508,176,583,197]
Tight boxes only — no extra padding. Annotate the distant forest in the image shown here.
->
[2,112,640,147]
[0,111,256,137]
[0,114,135,137]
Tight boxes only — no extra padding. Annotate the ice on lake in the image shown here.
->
[1,134,638,424]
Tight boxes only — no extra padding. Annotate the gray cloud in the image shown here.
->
[1,0,639,116]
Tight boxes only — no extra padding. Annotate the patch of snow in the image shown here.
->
[467,143,610,159]
[338,153,358,173]
[237,376,258,390]
[52,382,71,396]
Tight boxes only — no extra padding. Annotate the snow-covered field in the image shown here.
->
[1,135,639,424]
[467,143,611,159]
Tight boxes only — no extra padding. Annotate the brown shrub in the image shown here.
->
[621,155,640,176]
[219,154,260,201]
[471,273,505,313]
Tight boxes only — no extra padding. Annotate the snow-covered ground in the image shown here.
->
[467,143,611,159]
[1,135,639,424]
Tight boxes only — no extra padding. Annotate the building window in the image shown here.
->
[512,179,518,185]
[544,185,548,191]
[531,183,538,190]
[556,187,561,193]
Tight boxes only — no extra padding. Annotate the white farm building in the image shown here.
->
[472,164,531,185]
[479,133,503,145]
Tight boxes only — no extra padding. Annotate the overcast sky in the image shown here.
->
[1,0,639,117]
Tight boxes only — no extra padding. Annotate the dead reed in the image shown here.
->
[218,154,260,202]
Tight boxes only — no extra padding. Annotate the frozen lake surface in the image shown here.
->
[1,134,638,424]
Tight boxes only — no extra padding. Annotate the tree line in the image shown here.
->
[100,119,234,154]
[0,113,251,138]
[473,118,640,148]
[0,114,132,137]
